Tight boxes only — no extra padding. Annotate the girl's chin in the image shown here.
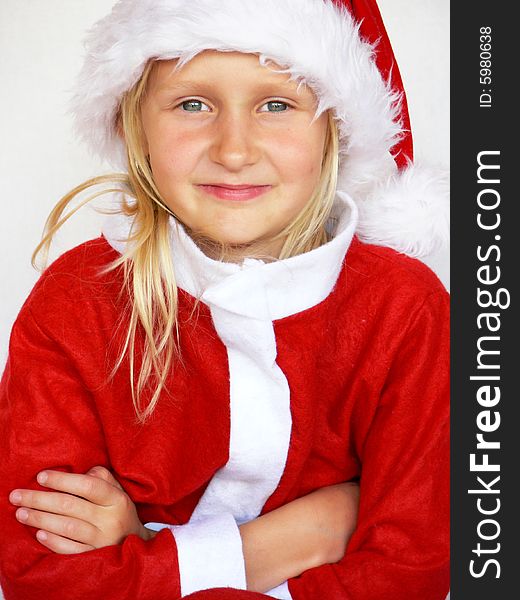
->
[190,230,281,261]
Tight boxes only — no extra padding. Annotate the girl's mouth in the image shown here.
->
[197,184,272,202]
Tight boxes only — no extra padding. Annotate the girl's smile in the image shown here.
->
[140,50,328,258]
[196,184,273,202]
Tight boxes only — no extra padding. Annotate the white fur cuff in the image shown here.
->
[147,514,247,594]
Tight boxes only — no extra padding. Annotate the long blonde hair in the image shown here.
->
[32,59,340,422]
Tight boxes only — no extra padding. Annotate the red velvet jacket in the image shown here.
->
[0,233,449,600]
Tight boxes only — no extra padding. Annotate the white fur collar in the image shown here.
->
[102,191,358,320]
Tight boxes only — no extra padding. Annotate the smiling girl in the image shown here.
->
[0,1,449,599]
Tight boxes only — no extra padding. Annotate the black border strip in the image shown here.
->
[451,3,516,597]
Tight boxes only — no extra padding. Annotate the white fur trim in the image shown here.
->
[168,192,358,319]
[191,320,292,521]
[153,513,246,594]
[72,0,400,189]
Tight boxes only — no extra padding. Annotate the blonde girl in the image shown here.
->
[0,1,449,599]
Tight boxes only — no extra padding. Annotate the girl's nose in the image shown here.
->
[208,112,260,172]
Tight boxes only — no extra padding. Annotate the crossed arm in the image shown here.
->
[8,467,359,594]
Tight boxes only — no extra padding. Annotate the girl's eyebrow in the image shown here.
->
[158,81,208,91]
[157,79,300,94]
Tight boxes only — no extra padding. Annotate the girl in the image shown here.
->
[0,1,449,599]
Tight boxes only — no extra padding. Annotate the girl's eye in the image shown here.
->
[175,99,291,113]
[260,100,290,113]
[178,99,210,112]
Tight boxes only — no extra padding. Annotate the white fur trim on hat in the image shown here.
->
[71,0,448,258]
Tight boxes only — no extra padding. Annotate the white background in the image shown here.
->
[0,2,449,596]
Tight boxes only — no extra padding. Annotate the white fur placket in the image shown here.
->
[189,290,293,527]
[102,192,358,598]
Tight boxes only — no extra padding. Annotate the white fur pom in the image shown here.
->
[355,164,450,258]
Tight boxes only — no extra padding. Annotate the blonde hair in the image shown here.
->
[33,59,340,422]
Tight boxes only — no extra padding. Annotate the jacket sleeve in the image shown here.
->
[287,291,450,600]
[0,302,246,600]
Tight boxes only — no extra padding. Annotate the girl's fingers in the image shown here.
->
[86,466,124,491]
[15,507,98,546]
[9,489,95,522]
[35,470,117,506]
[35,530,95,555]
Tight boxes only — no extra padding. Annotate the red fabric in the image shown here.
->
[0,236,449,599]
[334,0,414,166]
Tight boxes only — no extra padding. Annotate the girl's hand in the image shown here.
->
[9,466,155,555]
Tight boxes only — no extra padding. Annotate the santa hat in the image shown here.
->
[71,0,449,258]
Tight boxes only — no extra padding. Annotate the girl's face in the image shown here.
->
[140,50,328,257]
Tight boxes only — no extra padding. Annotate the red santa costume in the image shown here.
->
[0,1,449,599]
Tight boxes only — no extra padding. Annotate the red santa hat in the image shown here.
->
[71,0,449,258]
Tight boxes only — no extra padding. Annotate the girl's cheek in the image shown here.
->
[157,131,203,163]
[278,143,320,177]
